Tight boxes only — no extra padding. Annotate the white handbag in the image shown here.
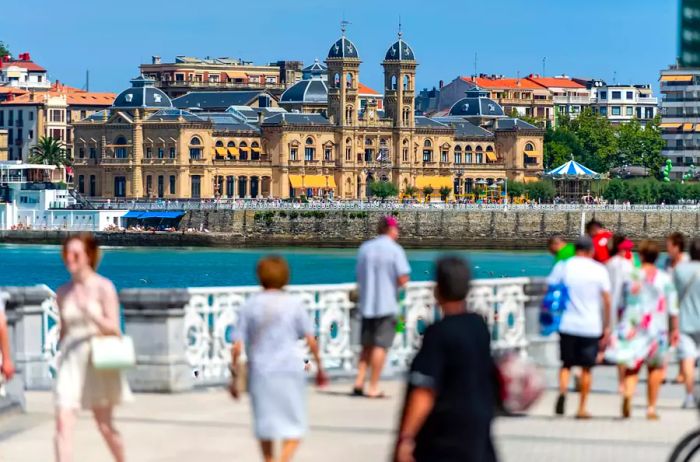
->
[90,336,136,370]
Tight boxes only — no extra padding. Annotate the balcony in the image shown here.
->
[101,157,131,165]
[552,96,591,105]
[189,158,208,165]
[142,158,177,165]
[158,80,285,92]
[212,159,272,167]
[73,158,95,166]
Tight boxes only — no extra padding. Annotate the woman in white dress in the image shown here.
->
[54,234,132,462]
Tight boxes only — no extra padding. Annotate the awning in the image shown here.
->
[225,71,247,79]
[524,151,538,159]
[660,75,693,82]
[289,175,336,189]
[659,123,681,129]
[122,211,144,219]
[684,123,695,132]
[139,211,186,219]
[227,147,239,156]
[251,147,261,153]
[215,147,227,157]
[415,176,453,189]
[210,148,216,156]
[486,152,498,162]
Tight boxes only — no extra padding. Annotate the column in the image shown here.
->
[280,169,289,199]
[131,110,144,198]
[120,288,193,392]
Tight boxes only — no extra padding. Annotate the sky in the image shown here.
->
[2,0,678,95]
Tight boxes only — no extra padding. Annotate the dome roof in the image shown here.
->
[302,59,327,79]
[449,96,505,117]
[113,76,172,109]
[280,77,328,104]
[384,38,415,61]
[327,36,359,59]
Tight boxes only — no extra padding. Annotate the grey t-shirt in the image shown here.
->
[356,235,411,319]
[234,291,313,374]
[674,261,700,334]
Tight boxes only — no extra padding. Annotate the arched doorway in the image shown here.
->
[365,173,375,198]
[238,176,248,198]
[261,177,271,198]
[250,176,260,198]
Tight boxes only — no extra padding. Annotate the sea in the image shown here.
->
[0,244,554,290]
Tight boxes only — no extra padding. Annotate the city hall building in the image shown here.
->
[72,31,545,200]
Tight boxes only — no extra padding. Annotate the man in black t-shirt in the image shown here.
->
[394,256,499,462]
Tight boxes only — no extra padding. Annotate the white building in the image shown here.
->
[0,162,125,230]
[659,67,700,179]
[0,53,50,90]
[574,78,658,125]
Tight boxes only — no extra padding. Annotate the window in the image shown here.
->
[28,129,33,139]
[80,110,86,120]
[114,176,126,197]
[146,175,153,195]
[0,111,3,126]
[465,145,473,163]
[115,136,128,158]
[290,147,298,161]
[146,147,152,158]
[157,175,164,198]
[191,175,201,198]
[475,146,483,164]
[324,147,332,161]
[626,107,633,116]
[169,175,176,194]
[611,91,621,100]
[79,148,85,159]
[611,106,621,116]
[525,142,535,152]
[239,141,248,161]
[8,110,13,125]
[189,136,202,160]
[441,150,448,163]
[78,175,85,194]
[423,150,432,162]
[169,147,176,159]
[626,91,634,100]
[251,141,260,161]
[600,107,608,116]
[365,148,374,162]
[28,111,33,121]
[599,91,607,100]
[455,147,462,164]
[345,147,351,161]
[89,175,96,196]
[157,147,164,159]
[89,147,96,159]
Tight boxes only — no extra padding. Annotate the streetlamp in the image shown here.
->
[497,178,508,206]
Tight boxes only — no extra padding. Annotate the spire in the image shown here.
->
[398,16,403,39]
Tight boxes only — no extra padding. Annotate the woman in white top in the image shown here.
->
[54,234,132,462]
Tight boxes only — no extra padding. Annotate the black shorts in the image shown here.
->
[559,333,600,368]
[361,316,397,349]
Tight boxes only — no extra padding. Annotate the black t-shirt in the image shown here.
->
[405,312,498,462]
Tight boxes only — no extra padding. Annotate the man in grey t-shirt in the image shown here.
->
[674,239,700,408]
[352,216,411,398]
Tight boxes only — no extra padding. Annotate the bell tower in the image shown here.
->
[382,27,417,129]
[326,22,361,127]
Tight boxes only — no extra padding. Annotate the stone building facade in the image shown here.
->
[73,32,544,200]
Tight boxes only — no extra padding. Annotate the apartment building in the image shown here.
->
[573,78,658,125]
[0,53,50,90]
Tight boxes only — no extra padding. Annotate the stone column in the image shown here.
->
[131,109,144,198]
[120,289,193,392]
[3,285,56,391]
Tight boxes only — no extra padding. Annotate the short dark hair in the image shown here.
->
[575,235,594,252]
[435,256,471,302]
[547,235,565,248]
[690,239,700,261]
[610,234,627,256]
[585,219,603,235]
[668,232,686,253]
[638,240,660,264]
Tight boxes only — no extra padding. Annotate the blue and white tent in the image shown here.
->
[546,160,599,178]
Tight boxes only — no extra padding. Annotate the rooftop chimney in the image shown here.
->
[439,80,444,88]
[152,55,161,65]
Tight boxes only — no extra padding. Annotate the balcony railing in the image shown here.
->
[101,157,131,164]
[142,158,178,165]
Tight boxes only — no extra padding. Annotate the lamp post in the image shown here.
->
[497,178,508,208]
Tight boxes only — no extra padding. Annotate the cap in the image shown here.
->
[619,239,634,251]
[384,216,399,228]
[574,235,594,252]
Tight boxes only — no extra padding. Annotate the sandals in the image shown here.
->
[622,397,631,419]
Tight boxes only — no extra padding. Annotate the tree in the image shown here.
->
[403,185,418,198]
[0,41,9,58]
[568,109,618,173]
[508,108,545,128]
[30,137,71,168]
[506,181,526,199]
[439,186,452,201]
[603,179,626,202]
[544,125,584,169]
[525,180,556,202]
[422,185,434,198]
[368,181,399,201]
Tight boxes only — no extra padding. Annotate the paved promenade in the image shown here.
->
[0,370,698,461]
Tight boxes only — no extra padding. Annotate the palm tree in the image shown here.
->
[403,185,418,198]
[30,136,71,168]
[422,185,434,203]
[439,186,452,202]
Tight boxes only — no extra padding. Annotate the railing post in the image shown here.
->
[0,290,25,413]
[2,285,56,391]
[120,289,194,392]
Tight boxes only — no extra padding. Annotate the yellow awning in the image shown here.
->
[210,148,216,156]
[415,176,453,189]
[684,123,694,132]
[225,71,247,79]
[227,147,239,156]
[289,175,303,189]
[215,147,227,156]
[289,175,336,189]
[660,75,693,82]
[524,151,538,159]
[659,122,681,129]
[486,152,498,162]
[251,147,261,153]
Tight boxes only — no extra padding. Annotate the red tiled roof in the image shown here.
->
[526,76,585,89]
[461,76,545,90]
[0,87,28,95]
[358,82,380,95]
[0,88,115,106]
[0,61,46,72]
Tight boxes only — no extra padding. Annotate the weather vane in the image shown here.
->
[398,16,402,39]
[341,18,350,36]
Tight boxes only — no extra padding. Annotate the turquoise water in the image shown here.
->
[0,244,553,290]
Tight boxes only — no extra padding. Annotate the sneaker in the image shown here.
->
[555,394,566,416]
[682,394,697,409]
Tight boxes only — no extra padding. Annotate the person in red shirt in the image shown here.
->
[585,219,613,264]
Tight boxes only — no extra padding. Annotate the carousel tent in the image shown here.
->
[545,159,601,202]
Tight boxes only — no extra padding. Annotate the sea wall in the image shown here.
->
[1,209,699,248]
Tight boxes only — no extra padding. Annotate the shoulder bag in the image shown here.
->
[91,335,135,370]
[540,262,570,337]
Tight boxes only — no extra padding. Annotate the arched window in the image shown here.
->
[424,139,432,147]
[251,141,260,161]
[345,106,354,122]
[525,142,535,151]
[486,146,494,152]
[114,136,128,158]
[422,139,433,163]
[465,145,473,164]
[189,136,202,160]
[475,145,484,164]
[365,137,374,146]
[226,141,235,160]
[239,141,248,161]
[334,73,340,88]
[190,136,201,145]
[306,137,314,145]
[304,139,315,161]
[346,72,353,88]
[227,141,235,147]
[215,140,224,147]
[403,75,410,91]
[454,145,462,165]
[391,75,397,90]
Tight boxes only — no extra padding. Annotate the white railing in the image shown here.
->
[183,279,530,385]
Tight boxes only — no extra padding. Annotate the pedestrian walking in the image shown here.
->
[229,256,327,462]
[673,238,700,409]
[607,240,679,419]
[585,219,613,264]
[547,235,575,262]
[667,232,689,272]
[0,291,15,384]
[548,236,612,419]
[352,216,411,398]
[394,256,498,462]
[54,234,132,462]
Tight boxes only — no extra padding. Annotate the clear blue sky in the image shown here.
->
[2,0,677,94]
